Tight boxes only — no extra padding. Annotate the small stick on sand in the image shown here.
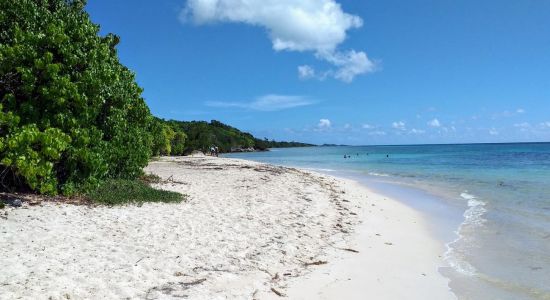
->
[342,248,360,253]
[271,287,286,297]
[304,260,328,267]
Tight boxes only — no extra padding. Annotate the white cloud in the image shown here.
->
[392,121,406,130]
[368,130,386,136]
[205,94,314,111]
[540,121,550,128]
[343,123,351,129]
[427,118,441,127]
[318,50,375,83]
[318,118,332,129]
[183,0,374,82]
[489,128,499,135]
[362,123,375,129]
[410,128,425,134]
[514,122,531,128]
[493,108,526,119]
[298,65,316,80]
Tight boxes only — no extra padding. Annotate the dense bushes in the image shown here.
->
[0,0,154,194]
[150,118,187,156]
[165,119,314,154]
[0,0,308,196]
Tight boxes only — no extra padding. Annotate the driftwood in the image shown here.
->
[303,260,328,267]
[342,248,360,253]
[271,287,285,297]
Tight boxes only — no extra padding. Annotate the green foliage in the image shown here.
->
[139,173,161,184]
[254,138,315,150]
[0,0,154,194]
[85,179,184,206]
[150,118,187,156]
[150,118,180,156]
[171,130,187,156]
[163,119,314,153]
[171,120,255,153]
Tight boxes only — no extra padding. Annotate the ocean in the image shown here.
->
[224,143,550,300]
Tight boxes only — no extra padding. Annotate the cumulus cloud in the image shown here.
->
[489,128,499,135]
[182,0,374,82]
[362,123,375,129]
[205,94,314,111]
[318,118,332,129]
[517,108,525,114]
[427,118,441,127]
[392,121,406,130]
[540,121,550,128]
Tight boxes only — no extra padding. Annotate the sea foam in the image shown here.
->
[444,192,487,276]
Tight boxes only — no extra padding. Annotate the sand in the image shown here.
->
[0,156,454,299]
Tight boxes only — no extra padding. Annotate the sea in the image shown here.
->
[224,143,550,300]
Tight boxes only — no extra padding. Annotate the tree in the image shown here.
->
[171,131,187,156]
[0,0,154,194]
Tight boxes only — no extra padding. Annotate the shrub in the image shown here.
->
[0,0,154,194]
[85,179,184,205]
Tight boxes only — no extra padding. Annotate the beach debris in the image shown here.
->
[11,198,22,207]
[145,279,207,299]
[174,271,185,276]
[271,287,286,297]
[385,242,393,246]
[304,260,328,267]
[342,248,360,253]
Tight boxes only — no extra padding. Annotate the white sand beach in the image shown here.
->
[0,156,454,299]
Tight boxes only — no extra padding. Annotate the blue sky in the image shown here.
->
[86,0,550,145]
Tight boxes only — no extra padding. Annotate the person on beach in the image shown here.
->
[215,146,219,157]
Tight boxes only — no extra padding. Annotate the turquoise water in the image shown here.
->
[224,143,550,300]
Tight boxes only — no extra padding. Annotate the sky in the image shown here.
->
[86,0,550,145]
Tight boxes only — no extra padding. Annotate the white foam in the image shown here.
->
[368,172,391,177]
[304,167,336,172]
[444,192,487,276]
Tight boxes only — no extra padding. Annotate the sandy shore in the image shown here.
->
[0,156,454,299]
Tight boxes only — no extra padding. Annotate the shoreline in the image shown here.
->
[0,156,454,299]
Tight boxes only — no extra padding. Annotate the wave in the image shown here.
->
[367,172,391,177]
[303,167,336,172]
[444,191,487,276]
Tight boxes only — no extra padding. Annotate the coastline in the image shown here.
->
[0,156,454,299]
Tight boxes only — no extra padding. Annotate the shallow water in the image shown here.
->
[224,143,550,300]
